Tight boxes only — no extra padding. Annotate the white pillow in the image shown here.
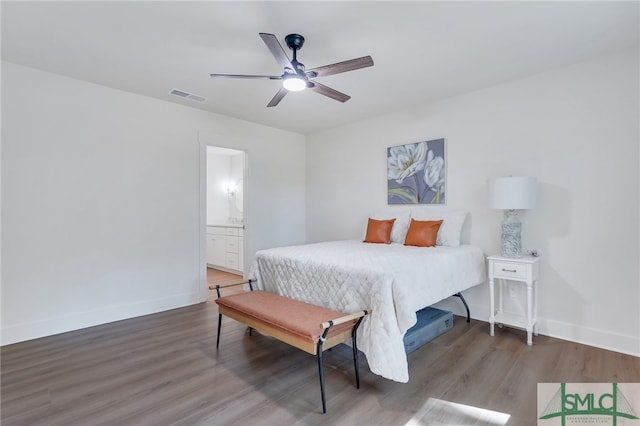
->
[410,210,468,247]
[371,210,411,244]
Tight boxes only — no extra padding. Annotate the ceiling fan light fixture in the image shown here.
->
[282,75,306,92]
[210,33,374,107]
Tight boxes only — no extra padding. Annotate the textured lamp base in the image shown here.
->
[501,213,522,257]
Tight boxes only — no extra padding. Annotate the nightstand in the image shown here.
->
[487,255,540,345]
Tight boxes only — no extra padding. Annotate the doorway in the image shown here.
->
[204,146,246,300]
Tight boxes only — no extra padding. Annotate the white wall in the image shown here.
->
[306,50,640,356]
[1,61,306,345]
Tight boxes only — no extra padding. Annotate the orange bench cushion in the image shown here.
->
[215,290,356,344]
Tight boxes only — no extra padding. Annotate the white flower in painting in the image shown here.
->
[387,142,427,184]
[424,150,445,191]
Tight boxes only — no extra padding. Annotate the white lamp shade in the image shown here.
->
[488,176,536,210]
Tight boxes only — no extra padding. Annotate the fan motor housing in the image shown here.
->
[285,34,305,51]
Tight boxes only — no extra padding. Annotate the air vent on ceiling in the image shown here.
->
[169,88,207,103]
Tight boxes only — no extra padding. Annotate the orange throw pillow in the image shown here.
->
[404,219,443,247]
[363,218,396,244]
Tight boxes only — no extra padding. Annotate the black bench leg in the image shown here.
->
[216,314,222,348]
[352,336,360,390]
[317,342,327,414]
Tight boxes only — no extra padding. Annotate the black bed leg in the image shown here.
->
[352,314,365,389]
[216,314,222,348]
[454,292,471,323]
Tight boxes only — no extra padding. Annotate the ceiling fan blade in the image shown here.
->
[210,73,282,80]
[267,87,288,107]
[259,33,295,71]
[309,82,351,103]
[307,56,374,78]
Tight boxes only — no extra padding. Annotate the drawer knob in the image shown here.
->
[502,268,517,273]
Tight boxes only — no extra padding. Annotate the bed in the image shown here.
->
[248,211,486,383]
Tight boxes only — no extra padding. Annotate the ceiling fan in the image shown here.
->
[210,33,374,107]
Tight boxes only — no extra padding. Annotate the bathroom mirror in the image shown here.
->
[235,179,243,213]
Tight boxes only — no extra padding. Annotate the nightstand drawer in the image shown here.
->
[492,261,527,280]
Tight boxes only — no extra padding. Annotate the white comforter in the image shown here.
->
[248,240,486,383]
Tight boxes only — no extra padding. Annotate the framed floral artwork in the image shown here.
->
[387,138,446,204]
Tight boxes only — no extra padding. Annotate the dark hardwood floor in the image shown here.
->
[2,295,638,425]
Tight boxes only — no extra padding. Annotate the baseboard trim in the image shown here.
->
[433,298,639,358]
[1,292,201,346]
[536,318,640,358]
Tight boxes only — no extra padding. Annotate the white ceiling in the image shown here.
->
[2,1,638,135]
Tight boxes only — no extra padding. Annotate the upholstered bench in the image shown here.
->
[212,280,368,414]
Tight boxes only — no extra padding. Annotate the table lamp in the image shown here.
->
[487,176,536,257]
